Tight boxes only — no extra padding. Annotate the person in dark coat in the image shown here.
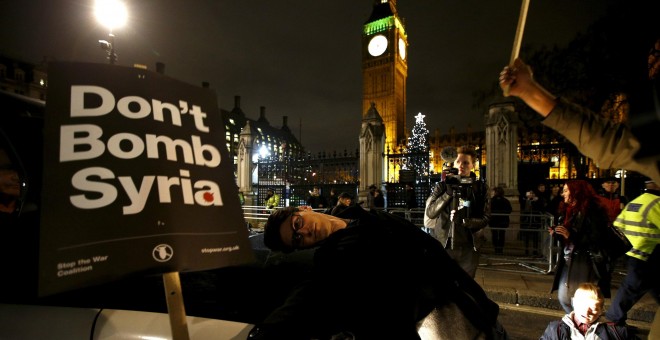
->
[489,187,512,254]
[327,188,339,208]
[251,206,507,339]
[404,183,418,209]
[547,184,563,223]
[596,177,628,227]
[550,180,612,313]
[329,192,353,216]
[306,186,327,209]
[521,184,547,256]
[373,188,385,209]
[366,184,377,209]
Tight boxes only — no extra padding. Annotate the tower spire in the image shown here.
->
[362,0,408,157]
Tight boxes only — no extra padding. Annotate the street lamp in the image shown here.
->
[94,0,127,64]
[258,145,271,159]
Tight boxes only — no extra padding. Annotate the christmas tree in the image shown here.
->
[406,113,430,178]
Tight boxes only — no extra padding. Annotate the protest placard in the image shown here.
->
[39,62,253,296]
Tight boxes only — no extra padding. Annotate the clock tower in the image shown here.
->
[362,0,408,153]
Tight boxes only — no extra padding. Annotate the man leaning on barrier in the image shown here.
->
[248,205,506,340]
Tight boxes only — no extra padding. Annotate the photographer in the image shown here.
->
[425,146,490,278]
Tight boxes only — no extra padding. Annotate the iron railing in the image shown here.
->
[242,206,559,275]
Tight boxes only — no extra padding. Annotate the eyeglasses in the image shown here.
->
[291,213,304,249]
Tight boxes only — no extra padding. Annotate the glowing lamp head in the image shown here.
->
[95,0,128,31]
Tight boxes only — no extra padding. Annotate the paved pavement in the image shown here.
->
[473,257,657,330]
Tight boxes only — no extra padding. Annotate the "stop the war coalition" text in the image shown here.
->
[56,255,109,277]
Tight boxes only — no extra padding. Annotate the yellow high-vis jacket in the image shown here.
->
[613,192,660,261]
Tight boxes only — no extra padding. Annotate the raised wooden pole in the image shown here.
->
[503,0,531,97]
[163,272,190,340]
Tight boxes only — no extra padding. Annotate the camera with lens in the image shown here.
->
[443,171,474,199]
[441,166,459,182]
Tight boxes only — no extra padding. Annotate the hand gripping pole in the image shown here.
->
[503,0,531,97]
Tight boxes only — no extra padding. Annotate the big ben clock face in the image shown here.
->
[398,38,406,60]
[368,35,388,57]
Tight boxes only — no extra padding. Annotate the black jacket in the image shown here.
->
[540,316,633,340]
[252,207,502,339]
[490,195,512,229]
[550,200,612,297]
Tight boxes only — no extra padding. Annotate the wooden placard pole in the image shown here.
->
[163,272,190,340]
[503,0,531,97]
[620,169,626,197]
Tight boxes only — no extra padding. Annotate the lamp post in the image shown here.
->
[94,0,127,65]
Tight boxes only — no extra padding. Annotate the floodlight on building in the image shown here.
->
[258,145,270,159]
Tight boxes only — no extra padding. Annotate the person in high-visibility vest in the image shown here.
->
[605,180,660,324]
[265,188,280,210]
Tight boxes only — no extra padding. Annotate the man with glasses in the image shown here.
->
[249,205,506,339]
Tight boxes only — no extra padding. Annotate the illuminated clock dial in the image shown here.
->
[398,38,406,60]
[368,35,388,57]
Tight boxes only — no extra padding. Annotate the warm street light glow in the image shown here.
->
[94,0,127,65]
[94,0,127,32]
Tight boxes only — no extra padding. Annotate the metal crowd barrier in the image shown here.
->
[478,212,557,275]
[242,205,558,275]
[241,205,271,230]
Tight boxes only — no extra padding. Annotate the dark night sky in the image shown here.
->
[1,0,618,152]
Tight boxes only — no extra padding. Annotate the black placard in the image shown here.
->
[39,62,253,296]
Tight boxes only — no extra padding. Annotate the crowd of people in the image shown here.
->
[265,183,421,213]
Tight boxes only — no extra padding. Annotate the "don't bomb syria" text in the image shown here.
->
[59,85,224,215]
